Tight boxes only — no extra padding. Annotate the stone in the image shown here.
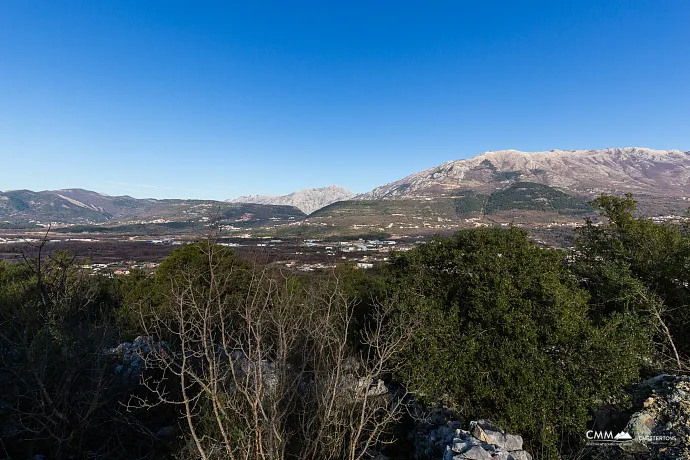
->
[585,375,690,459]
[472,420,523,451]
[491,453,511,460]
[365,378,389,396]
[448,420,462,430]
[507,451,532,460]
[451,440,468,453]
[628,411,656,438]
[455,445,493,460]
[109,336,168,381]
[414,411,531,460]
[433,426,456,444]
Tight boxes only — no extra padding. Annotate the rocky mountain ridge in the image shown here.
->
[229,185,355,214]
[3,148,689,231]
[356,148,690,200]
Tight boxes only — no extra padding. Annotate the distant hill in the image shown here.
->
[229,185,354,214]
[357,148,690,200]
[299,183,593,244]
[0,189,305,227]
[312,182,590,222]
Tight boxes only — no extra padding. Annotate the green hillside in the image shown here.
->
[453,191,487,215]
[486,182,591,214]
[315,184,589,221]
[311,198,459,219]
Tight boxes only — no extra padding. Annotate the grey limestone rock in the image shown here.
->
[414,412,532,460]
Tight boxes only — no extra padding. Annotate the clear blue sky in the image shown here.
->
[1,1,688,199]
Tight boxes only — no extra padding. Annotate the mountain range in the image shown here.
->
[229,185,354,214]
[1,148,688,231]
[0,189,305,228]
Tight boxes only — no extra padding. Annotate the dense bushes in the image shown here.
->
[0,195,688,459]
[572,195,690,363]
[117,241,253,337]
[379,227,651,457]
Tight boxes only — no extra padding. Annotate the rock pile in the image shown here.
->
[415,415,532,460]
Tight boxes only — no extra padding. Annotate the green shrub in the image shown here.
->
[573,195,690,358]
[118,241,252,335]
[384,227,651,458]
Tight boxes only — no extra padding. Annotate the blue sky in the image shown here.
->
[1,1,688,199]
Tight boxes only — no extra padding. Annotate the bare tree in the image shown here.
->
[129,240,413,460]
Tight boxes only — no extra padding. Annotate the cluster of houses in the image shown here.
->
[284,261,336,272]
[301,239,399,253]
[283,260,374,271]
[0,237,43,244]
[652,214,686,224]
[147,239,184,245]
[81,262,160,276]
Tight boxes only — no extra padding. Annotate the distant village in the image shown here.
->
[0,233,422,275]
[76,237,418,274]
[1,211,685,275]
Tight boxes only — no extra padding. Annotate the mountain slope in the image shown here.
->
[229,185,354,214]
[357,148,690,199]
[0,190,115,223]
[0,189,305,226]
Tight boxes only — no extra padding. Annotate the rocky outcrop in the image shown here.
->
[110,336,168,381]
[619,374,689,458]
[414,413,532,460]
[582,374,689,460]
